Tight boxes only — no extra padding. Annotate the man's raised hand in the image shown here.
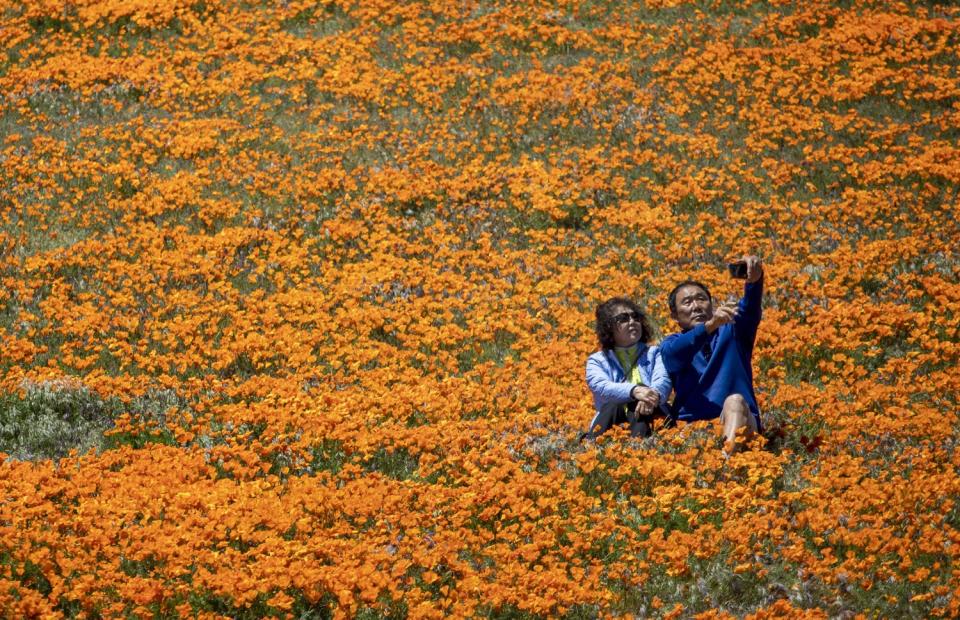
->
[743,255,763,283]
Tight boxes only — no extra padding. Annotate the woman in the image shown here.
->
[583,297,672,440]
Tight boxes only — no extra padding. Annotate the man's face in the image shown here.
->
[611,305,644,348]
[672,284,713,331]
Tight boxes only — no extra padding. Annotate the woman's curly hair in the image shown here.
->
[595,297,653,351]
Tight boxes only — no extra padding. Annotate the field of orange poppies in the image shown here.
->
[1,0,958,617]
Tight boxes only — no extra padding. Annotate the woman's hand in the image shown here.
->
[631,386,660,415]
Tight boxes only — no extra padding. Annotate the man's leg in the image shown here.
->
[719,394,758,454]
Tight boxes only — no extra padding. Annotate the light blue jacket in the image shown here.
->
[584,345,672,432]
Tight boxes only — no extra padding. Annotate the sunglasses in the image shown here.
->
[613,311,642,325]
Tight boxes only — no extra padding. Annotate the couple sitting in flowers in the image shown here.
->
[584,255,764,454]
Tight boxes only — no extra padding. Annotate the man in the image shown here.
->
[659,256,764,454]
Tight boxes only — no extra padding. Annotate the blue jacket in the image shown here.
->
[584,344,672,431]
[660,277,763,424]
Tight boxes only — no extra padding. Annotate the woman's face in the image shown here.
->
[611,305,644,348]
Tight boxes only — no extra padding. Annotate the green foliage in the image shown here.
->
[364,446,419,480]
[101,389,189,450]
[763,407,828,456]
[474,602,601,619]
[0,553,52,597]
[0,381,117,460]
[0,382,195,460]
[308,438,347,474]
[457,329,520,372]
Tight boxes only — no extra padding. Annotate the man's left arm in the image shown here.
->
[736,256,764,348]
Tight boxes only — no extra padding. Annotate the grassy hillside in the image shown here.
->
[1,0,958,617]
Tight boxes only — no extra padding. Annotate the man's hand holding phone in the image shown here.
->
[728,256,763,283]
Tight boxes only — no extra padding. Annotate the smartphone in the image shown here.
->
[727,261,748,279]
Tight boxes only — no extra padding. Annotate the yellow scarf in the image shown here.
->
[614,345,644,386]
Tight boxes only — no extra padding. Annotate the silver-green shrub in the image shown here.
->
[0,380,117,461]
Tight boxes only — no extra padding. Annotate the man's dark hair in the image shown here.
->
[595,297,653,350]
[668,280,712,315]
